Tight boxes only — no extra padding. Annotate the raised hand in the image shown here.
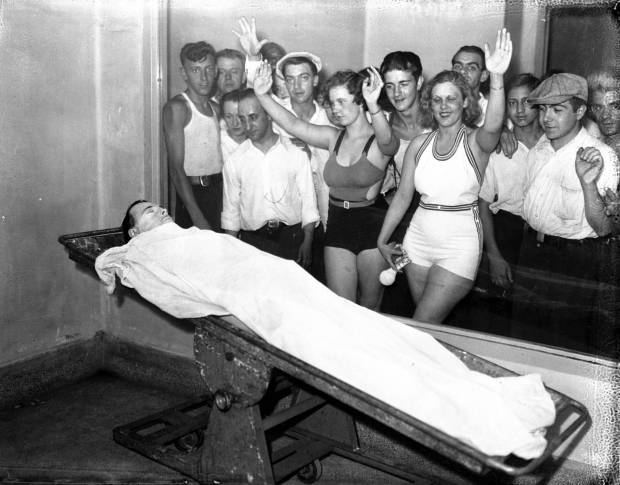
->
[484,28,512,75]
[233,17,268,58]
[253,60,273,96]
[362,66,384,109]
[575,146,604,185]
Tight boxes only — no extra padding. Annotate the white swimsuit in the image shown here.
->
[402,125,483,280]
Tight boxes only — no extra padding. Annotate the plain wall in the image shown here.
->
[0,0,153,366]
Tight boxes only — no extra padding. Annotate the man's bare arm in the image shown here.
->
[163,98,211,229]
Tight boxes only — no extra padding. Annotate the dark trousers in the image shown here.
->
[511,228,612,355]
[239,222,304,261]
[175,177,223,232]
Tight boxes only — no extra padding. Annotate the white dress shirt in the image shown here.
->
[272,98,333,227]
[522,127,619,239]
[220,128,242,165]
[479,140,531,216]
[222,136,320,232]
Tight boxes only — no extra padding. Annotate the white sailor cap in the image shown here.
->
[276,51,322,77]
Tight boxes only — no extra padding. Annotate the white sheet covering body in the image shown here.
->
[95,223,555,459]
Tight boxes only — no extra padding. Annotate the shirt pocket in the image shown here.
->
[555,172,583,222]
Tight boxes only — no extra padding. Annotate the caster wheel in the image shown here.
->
[174,430,204,453]
[296,459,322,484]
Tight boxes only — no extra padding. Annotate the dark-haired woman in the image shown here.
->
[253,63,397,310]
[378,29,513,324]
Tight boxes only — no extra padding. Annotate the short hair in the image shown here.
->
[379,51,423,81]
[505,73,540,95]
[260,42,286,63]
[587,70,620,96]
[567,97,587,112]
[220,89,241,107]
[215,48,245,68]
[451,45,486,71]
[421,70,481,128]
[121,199,147,242]
[280,56,318,77]
[180,41,216,65]
[237,87,260,106]
[324,70,366,106]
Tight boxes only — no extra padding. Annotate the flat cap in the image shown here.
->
[527,73,588,105]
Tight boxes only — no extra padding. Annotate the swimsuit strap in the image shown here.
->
[333,130,346,154]
[362,135,375,156]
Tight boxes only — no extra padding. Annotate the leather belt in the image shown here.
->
[525,225,599,248]
[188,173,222,187]
[329,195,375,209]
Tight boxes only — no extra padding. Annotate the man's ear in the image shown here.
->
[128,227,138,239]
[480,69,489,84]
[180,66,188,81]
[575,103,587,121]
[417,75,424,91]
[313,75,319,88]
[463,96,469,108]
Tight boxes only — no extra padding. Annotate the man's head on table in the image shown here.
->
[122,200,173,242]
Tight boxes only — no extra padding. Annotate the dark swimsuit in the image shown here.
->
[323,131,387,254]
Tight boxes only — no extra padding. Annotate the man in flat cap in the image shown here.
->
[512,73,619,357]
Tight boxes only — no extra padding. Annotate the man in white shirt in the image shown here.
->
[478,73,543,308]
[219,90,246,164]
[512,73,620,356]
[452,45,488,127]
[221,89,319,267]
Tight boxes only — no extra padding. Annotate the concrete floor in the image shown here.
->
[0,371,606,485]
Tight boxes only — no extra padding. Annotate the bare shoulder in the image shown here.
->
[163,95,190,128]
[408,131,433,154]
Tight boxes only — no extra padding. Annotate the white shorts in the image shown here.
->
[402,205,482,280]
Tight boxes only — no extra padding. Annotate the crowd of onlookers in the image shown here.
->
[160,17,620,359]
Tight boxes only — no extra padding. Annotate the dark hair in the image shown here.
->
[220,89,241,106]
[324,70,365,106]
[260,42,286,65]
[180,41,216,65]
[567,97,587,112]
[237,87,259,105]
[451,45,486,71]
[505,73,540,95]
[280,56,318,77]
[421,70,481,129]
[215,48,245,67]
[121,200,147,243]
[379,51,423,81]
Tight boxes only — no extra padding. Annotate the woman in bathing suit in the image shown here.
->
[253,62,398,310]
[377,29,513,324]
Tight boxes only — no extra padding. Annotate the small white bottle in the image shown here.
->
[379,245,411,286]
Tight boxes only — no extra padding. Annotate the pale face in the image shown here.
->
[452,51,488,91]
[430,81,468,127]
[129,202,173,238]
[384,69,419,112]
[238,97,272,143]
[216,56,245,95]
[222,99,245,138]
[181,55,216,97]
[507,85,538,128]
[328,85,360,127]
[538,100,584,149]
[283,62,318,105]
[589,90,620,138]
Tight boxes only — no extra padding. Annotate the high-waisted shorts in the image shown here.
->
[402,204,483,280]
[325,202,386,255]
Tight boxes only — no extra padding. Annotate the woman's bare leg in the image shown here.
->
[356,248,389,310]
[324,246,358,302]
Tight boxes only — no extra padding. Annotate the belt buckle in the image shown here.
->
[266,219,280,236]
[199,175,209,187]
[343,200,350,209]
